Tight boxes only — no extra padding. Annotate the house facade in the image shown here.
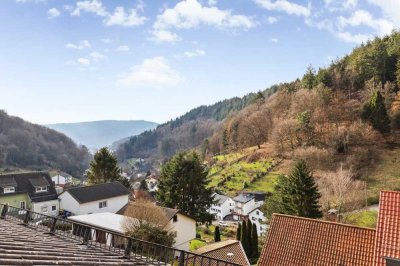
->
[208,193,235,220]
[0,172,59,215]
[163,207,196,251]
[248,208,268,236]
[232,193,257,220]
[51,173,71,187]
[59,182,130,215]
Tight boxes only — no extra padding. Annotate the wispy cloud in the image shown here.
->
[104,6,146,27]
[116,45,130,52]
[47,8,60,19]
[118,57,182,88]
[65,40,91,50]
[254,0,311,17]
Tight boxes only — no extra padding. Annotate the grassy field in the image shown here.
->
[343,210,378,228]
[207,151,278,197]
[364,147,400,204]
[196,225,237,244]
[189,239,207,251]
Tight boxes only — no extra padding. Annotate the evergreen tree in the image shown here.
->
[396,59,400,88]
[361,90,391,133]
[302,65,317,90]
[157,151,214,223]
[247,220,253,257]
[263,160,322,219]
[251,223,259,258]
[240,220,249,256]
[87,147,126,186]
[222,129,229,152]
[140,179,148,190]
[236,223,241,240]
[214,226,221,242]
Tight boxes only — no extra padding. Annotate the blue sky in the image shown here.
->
[0,0,398,124]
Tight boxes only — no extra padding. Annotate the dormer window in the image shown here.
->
[36,186,48,193]
[4,187,15,194]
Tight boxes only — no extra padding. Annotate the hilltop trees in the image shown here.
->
[263,160,322,219]
[157,151,214,223]
[87,147,131,189]
[361,90,391,133]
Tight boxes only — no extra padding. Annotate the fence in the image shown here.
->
[0,204,241,266]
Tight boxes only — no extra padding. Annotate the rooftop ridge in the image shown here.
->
[272,213,377,231]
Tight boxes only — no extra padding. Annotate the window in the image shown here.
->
[252,217,256,221]
[52,205,57,211]
[173,215,178,223]
[36,186,47,193]
[4,187,15,194]
[256,211,259,215]
[99,201,107,208]
[20,201,26,209]
[41,206,48,213]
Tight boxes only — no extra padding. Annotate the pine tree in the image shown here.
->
[302,65,317,90]
[263,160,322,219]
[214,226,221,242]
[140,179,148,190]
[240,220,249,255]
[222,129,229,152]
[247,220,253,257]
[361,90,391,133]
[157,151,214,223]
[87,147,130,188]
[251,223,259,258]
[236,223,241,240]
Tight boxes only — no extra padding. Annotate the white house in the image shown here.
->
[248,208,268,236]
[70,207,196,251]
[232,193,257,220]
[59,182,130,216]
[208,193,235,220]
[146,176,159,192]
[51,173,71,187]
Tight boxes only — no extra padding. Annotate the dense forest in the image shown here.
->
[0,110,90,176]
[116,89,277,161]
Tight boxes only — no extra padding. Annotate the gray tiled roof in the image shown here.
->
[0,218,134,265]
[213,193,230,205]
[0,177,17,188]
[65,182,130,204]
[233,193,254,203]
[0,172,58,203]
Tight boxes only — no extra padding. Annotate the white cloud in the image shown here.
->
[208,0,217,5]
[338,10,394,36]
[267,16,279,24]
[89,51,107,61]
[116,45,130,52]
[335,31,371,43]
[183,49,206,57]
[101,38,113,44]
[71,0,107,16]
[270,38,279,43]
[150,30,182,43]
[254,0,311,17]
[77,58,91,66]
[118,56,182,88]
[368,0,400,26]
[152,0,255,43]
[65,40,91,50]
[104,6,147,27]
[47,8,60,18]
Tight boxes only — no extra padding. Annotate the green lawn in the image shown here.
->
[343,210,378,228]
[189,239,207,251]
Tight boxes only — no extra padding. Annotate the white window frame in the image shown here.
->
[36,186,47,193]
[4,187,15,194]
[51,205,57,212]
[99,201,107,209]
[20,201,26,209]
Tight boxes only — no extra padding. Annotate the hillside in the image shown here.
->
[116,89,277,161]
[46,120,158,151]
[0,110,90,176]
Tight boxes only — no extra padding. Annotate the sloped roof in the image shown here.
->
[373,191,400,266]
[64,182,130,204]
[0,177,17,188]
[0,172,58,202]
[0,218,133,265]
[233,194,253,203]
[258,214,376,266]
[196,240,250,266]
[213,193,231,205]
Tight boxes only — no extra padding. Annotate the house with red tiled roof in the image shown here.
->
[258,190,400,266]
[194,240,250,266]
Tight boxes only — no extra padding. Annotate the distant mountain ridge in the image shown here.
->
[46,120,158,150]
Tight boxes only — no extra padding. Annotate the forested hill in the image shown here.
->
[46,120,158,150]
[116,89,277,161]
[0,111,90,176]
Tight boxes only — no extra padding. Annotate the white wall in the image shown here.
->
[32,199,59,216]
[59,192,129,215]
[52,175,67,185]
[169,214,196,251]
[248,209,268,236]
[209,198,235,220]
